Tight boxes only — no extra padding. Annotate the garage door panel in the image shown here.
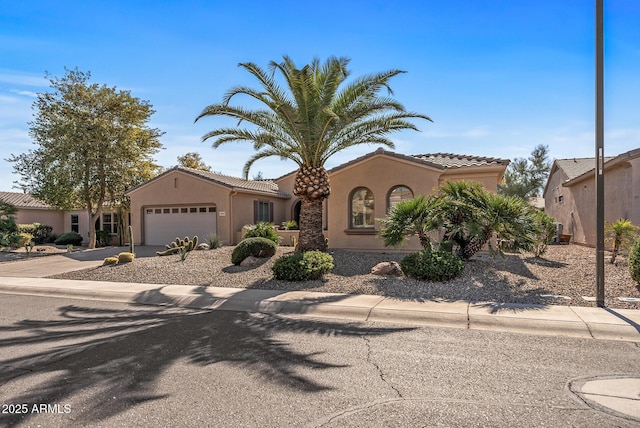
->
[145,206,216,246]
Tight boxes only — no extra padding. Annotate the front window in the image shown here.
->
[350,187,375,228]
[71,214,79,233]
[102,212,118,234]
[388,186,414,210]
[256,201,272,223]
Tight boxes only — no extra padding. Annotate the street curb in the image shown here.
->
[0,278,639,342]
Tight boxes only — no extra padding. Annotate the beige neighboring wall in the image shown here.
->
[546,156,640,246]
[16,208,64,235]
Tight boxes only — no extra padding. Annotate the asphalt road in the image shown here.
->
[0,294,638,427]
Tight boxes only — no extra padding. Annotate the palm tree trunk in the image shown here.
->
[296,198,326,251]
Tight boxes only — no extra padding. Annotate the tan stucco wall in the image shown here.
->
[326,155,442,251]
[128,170,232,245]
[16,209,64,235]
[229,192,288,244]
[545,159,640,246]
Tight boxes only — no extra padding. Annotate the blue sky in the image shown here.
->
[1,0,639,190]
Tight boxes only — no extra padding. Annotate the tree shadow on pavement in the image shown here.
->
[0,297,413,427]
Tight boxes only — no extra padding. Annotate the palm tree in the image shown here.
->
[379,195,437,250]
[605,218,639,264]
[380,181,539,260]
[195,56,431,251]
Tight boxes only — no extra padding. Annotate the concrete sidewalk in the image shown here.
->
[0,276,638,342]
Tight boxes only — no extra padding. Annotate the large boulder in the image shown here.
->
[370,261,403,276]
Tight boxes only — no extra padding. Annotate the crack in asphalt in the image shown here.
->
[362,334,403,399]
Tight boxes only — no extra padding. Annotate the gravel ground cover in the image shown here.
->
[46,244,640,309]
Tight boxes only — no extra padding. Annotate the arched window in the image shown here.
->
[350,187,375,228]
[388,186,414,210]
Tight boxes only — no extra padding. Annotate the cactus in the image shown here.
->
[117,252,135,264]
[103,256,119,265]
[156,235,199,260]
[128,225,135,255]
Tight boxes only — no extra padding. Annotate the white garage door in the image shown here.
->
[144,206,217,246]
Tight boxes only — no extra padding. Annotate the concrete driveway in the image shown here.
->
[0,246,163,277]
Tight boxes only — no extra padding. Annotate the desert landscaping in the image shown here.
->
[9,243,631,310]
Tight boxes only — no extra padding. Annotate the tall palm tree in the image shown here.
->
[195,56,431,251]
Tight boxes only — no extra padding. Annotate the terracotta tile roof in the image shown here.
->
[177,167,291,198]
[0,191,51,209]
[329,149,509,174]
[411,153,510,168]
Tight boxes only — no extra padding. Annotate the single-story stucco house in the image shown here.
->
[543,148,640,247]
[0,191,127,245]
[126,148,510,251]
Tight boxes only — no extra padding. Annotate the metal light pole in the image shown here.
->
[595,0,605,307]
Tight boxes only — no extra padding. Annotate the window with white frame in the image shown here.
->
[71,214,79,233]
[102,212,118,234]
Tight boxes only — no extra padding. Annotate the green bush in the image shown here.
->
[401,249,464,282]
[243,222,280,244]
[6,232,33,249]
[18,223,53,245]
[628,239,640,283]
[231,237,277,265]
[272,251,334,281]
[54,231,83,246]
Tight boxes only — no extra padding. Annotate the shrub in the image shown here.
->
[628,239,640,283]
[401,249,464,282]
[272,251,334,281]
[103,257,119,265]
[231,237,277,265]
[117,252,135,264]
[7,232,33,249]
[243,222,280,244]
[96,229,111,247]
[18,223,53,245]
[54,231,83,246]
[207,233,222,249]
[281,220,298,230]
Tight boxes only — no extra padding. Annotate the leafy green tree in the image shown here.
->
[605,218,639,264]
[177,152,212,171]
[9,68,163,248]
[195,56,431,251]
[380,181,539,260]
[498,144,551,199]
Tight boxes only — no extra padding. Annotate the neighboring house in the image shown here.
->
[0,191,127,245]
[543,148,640,246]
[126,149,510,251]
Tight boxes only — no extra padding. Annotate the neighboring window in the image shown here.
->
[557,195,564,203]
[172,208,179,213]
[350,187,375,228]
[199,207,207,213]
[71,214,79,233]
[388,186,414,210]
[102,213,118,234]
[254,201,274,223]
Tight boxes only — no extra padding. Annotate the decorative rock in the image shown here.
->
[196,243,210,250]
[370,261,403,276]
[240,255,264,267]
